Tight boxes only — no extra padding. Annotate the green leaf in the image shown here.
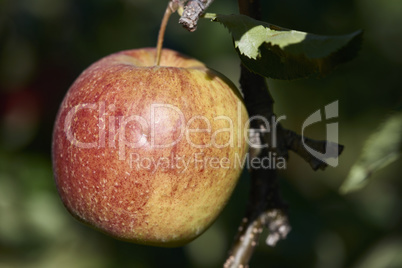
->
[211,14,363,79]
[340,111,402,194]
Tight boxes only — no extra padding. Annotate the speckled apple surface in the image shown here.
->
[52,48,248,247]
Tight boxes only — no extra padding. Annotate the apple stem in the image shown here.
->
[155,3,175,66]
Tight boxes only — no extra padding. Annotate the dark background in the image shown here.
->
[1,0,401,267]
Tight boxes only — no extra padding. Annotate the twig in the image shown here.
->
[179,0,215,31]
[282,127,344,170]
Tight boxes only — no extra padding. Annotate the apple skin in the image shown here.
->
[52,48,248,247]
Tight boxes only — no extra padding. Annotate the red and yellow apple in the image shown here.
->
[52,48,248,247]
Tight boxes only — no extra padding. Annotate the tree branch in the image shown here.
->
[225,62,291,267]
[225,0,342,266]
[178,0,215,31]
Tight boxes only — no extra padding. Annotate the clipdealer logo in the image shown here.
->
[301,101,339,167]
[63,100,340,170]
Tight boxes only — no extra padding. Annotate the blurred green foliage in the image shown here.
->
[0,0,401,267]
[341,111,402,194]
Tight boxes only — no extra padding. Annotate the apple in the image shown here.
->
[52,48,249,247]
